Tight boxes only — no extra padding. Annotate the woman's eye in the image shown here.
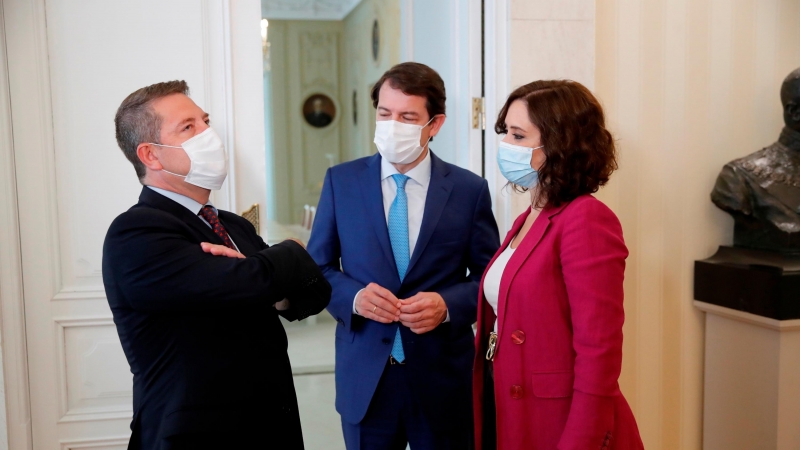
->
[513,134,524,140]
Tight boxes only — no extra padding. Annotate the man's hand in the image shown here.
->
[200,242,245,258]
[356,283,401,324]
[399,292,448,334]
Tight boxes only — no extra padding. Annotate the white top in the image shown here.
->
[482,243,517,331]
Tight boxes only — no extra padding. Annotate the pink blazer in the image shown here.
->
[473,195,643,450]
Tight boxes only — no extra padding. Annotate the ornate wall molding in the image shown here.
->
[54,317,132,423]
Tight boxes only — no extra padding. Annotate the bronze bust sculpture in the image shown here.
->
[711,67,800,254]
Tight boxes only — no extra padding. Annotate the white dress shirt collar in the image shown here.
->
[146,186,214,214]
[380,149,432,189]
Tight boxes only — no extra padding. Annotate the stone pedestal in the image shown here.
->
[694,246,800,450]
[694,302,800,450]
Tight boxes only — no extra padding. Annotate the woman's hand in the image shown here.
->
[200,242,245,259]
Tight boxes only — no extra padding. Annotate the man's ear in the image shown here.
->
[787,102,800,123]
[429,114,446,138]
[136,143,163,171]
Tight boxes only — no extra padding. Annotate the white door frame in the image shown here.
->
[0,0,42,448]
[483,0,512,235]
[401,0,511,234]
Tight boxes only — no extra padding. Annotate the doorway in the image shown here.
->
[259,1,492,449]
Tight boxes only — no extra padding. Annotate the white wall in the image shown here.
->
[0,0,265,447]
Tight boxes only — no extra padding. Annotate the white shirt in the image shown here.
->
[352,151,447,321]
[482,242,517,331]
[146,186,239,251]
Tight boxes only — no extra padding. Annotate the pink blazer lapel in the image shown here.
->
[496,203,569,338]
[476,210,530,341]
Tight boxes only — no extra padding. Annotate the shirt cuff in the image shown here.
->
[444,310,450,322]
[353,288,365,315]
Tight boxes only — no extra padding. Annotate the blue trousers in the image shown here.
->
[341,361,472,450]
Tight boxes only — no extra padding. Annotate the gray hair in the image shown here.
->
[114,80,189,181]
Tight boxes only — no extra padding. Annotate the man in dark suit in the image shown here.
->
[307,63,500,450]
[103,80,330,450]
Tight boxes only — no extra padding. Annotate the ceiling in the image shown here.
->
[261,0,364,21]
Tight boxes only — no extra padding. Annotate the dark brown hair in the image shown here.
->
[495,80,617,208]
[371,62,446,120]
[114,80,189,181]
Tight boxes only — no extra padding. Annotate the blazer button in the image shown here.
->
[510,385,524,399]
[381,338,391,344]
[511,330,526,344]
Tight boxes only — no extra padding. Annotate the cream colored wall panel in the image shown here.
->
[511,0,593,21]
[509,19,595,90]
[593,0,800,448]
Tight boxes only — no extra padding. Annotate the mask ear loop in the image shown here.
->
[147,142,189,177]
[421,115,439,148]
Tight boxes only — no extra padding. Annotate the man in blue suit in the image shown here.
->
[307,62,500,450]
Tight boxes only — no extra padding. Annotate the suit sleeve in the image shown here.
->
[437,179,500,329]
[104,210,325,313]
[307,168,366,330]
[557,199,628,450]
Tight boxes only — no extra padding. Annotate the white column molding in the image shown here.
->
[203,0,237,212]
[0,1,43,449]
[484,0,512,234]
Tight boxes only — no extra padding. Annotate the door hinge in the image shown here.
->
[472,97,485,130]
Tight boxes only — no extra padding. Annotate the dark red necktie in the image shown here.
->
[199,205,236,250]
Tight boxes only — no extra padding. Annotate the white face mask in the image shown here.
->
[373,117,435,164]
[150,127,228,190]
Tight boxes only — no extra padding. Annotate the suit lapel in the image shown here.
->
[496,202,568,336]
[138,187,225,246]
[407,152,453,276]
[358,154,398,275]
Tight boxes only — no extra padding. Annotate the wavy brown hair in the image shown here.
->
[495,80,617,208]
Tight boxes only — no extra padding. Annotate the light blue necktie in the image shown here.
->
[388,174,410,363]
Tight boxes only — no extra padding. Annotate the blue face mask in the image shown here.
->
[497,141,544,188]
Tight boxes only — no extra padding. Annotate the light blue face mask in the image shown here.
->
[497,141,544,188]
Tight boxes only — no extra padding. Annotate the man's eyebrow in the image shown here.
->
[174,118,193,129]
[377,106,419,116]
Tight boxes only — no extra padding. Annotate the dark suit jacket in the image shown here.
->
[307,151,500,432]
[102,187,330,450]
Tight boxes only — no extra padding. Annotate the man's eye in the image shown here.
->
[184,124,193,131]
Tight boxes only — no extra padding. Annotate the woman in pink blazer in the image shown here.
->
[473,80,644,450]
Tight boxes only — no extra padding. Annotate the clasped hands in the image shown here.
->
[356,283,447,334]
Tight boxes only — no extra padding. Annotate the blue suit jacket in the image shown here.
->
[307,151,500,430]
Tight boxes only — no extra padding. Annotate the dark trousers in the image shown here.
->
[482,361,497,450]
[342,361,471,450]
